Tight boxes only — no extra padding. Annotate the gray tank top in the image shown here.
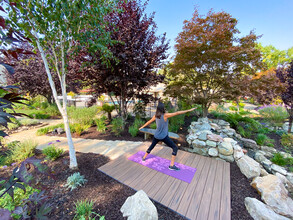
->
[154,114,168,139]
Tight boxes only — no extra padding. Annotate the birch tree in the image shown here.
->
[5,0,117,169]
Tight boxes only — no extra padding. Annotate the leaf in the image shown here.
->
[0,6,5,12]
[13,183,26,193]
[0,17,5,29]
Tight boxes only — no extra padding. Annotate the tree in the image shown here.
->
[5,0,118,169]
[4,45,79,103]
[276,61,293,133]
[165,9,263,117]
[70,0,169,125]
[257,43,293,69]
[247,68,285,105]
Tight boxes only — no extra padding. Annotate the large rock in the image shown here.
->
[251,175,293,218]
[207,134,224,142]
[198,122,212,131]
[262,159,273,173]
[190,147,208,156]
[208,148,218,157]
[245,197,290,220]
[236,155,261,179]
[206,140,217,148]
[192,140,206,148]
[234,149,244,161]
[255,151,268,164]
[120,190,158,220]
[241,138,259,150]
[218,119,230,126]
[276,173,293,194]
[198,131,209,141]
[219,154,234,162]
[271,164,287,176]
[218,141,233,156]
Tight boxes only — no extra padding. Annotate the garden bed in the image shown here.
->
[0,149,261,220]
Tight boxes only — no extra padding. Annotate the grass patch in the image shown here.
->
[19,118,39,126]
[36,123,64,136]
[42,145,64,160]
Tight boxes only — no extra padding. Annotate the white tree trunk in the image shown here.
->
[33,30,78,169]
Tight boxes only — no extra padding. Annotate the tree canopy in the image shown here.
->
[165,9,263,117]
[70,0,169,122]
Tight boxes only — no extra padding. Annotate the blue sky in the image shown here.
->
[145,0,293,59]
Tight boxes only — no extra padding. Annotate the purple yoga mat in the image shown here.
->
[128,151,197,183]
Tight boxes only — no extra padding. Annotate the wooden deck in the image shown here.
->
[98,143,231,220]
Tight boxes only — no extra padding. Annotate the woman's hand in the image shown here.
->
[139,126,144,130]
[189,107,196,112]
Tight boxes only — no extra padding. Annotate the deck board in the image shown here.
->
[98,143,230,220]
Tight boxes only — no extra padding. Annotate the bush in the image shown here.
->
[36,123,64,136]
[258,105,289,124]
[95,117,107,133]
[128,118,144,137]
[150,122,156,129]
[271,153,287,166]
[68,106,98,126]
[71,123,91,136]
[8,140,37,163]
[74,200,105,220]
[42,145,64,160]
[256,134,269,146]
[169,114,185,133]
[0,182,39,213]
[45,104,60,116]
[102,104,115,120]
[111,117,123,136]
[19,118,39,126]
[65,172,87,191]
[281,133,293,152]
[28,112,50,119]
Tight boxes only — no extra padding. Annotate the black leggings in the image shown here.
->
[146,135,178,156]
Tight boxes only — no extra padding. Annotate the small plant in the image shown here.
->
[42,145,64,161]
[45,104,60,116]
[258,105,289,124]
[74,200,105,220]
[95,117,107,133]
[65,172,87,191]
[71,123,91,136]
[281,133,293,152]
[271,153,287,166]
[19,118,39,126]
[111,117,123,136]
[37,123,64,136]
[8,140,38,163]
[102,104,115,120]
[128,118,144,137]
[256,134,269,146]
[150,122,156,129]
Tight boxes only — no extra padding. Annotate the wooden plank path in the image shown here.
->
[98,143,231,220]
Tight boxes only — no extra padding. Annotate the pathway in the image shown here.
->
[6,119,143,160]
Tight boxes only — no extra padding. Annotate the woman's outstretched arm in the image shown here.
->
[164,107,196,119]
[139,115,156,130]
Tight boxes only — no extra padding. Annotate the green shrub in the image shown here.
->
[111,117,123,136]
[255,134,274,146]
[271,153,287,166]
[169,114,185,133]
[68,106,98,126]
[169,123,180,133]
[258,105,289,124]
[150,122,156,129]
[95,117,107,133]
[29,112,50,119]
[19,118,39,126]
[281,133,293,152]
[0,183,39,212]
[42,145,64,160]
[102,104,115,120]
[71,123,90,136]
[128,118,144,137]
[229,106,238,111]
[65,172,87,191]
[45,104,60,116]
[8,140,37,162]
[36,123,64,136]
[74,200,105,220]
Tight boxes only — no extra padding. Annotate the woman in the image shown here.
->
[139,102,195,171]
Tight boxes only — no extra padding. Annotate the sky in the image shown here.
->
[145,0,293,59]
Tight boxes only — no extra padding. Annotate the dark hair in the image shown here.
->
[155,102,165,119]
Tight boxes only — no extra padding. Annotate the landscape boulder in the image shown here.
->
[236,155,261,179]
[245,197,290,220]
[120,190,158,220]
[251,175,293,218]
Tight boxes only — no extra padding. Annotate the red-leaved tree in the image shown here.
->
[69,0,169,124]
[276,61,293,132]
